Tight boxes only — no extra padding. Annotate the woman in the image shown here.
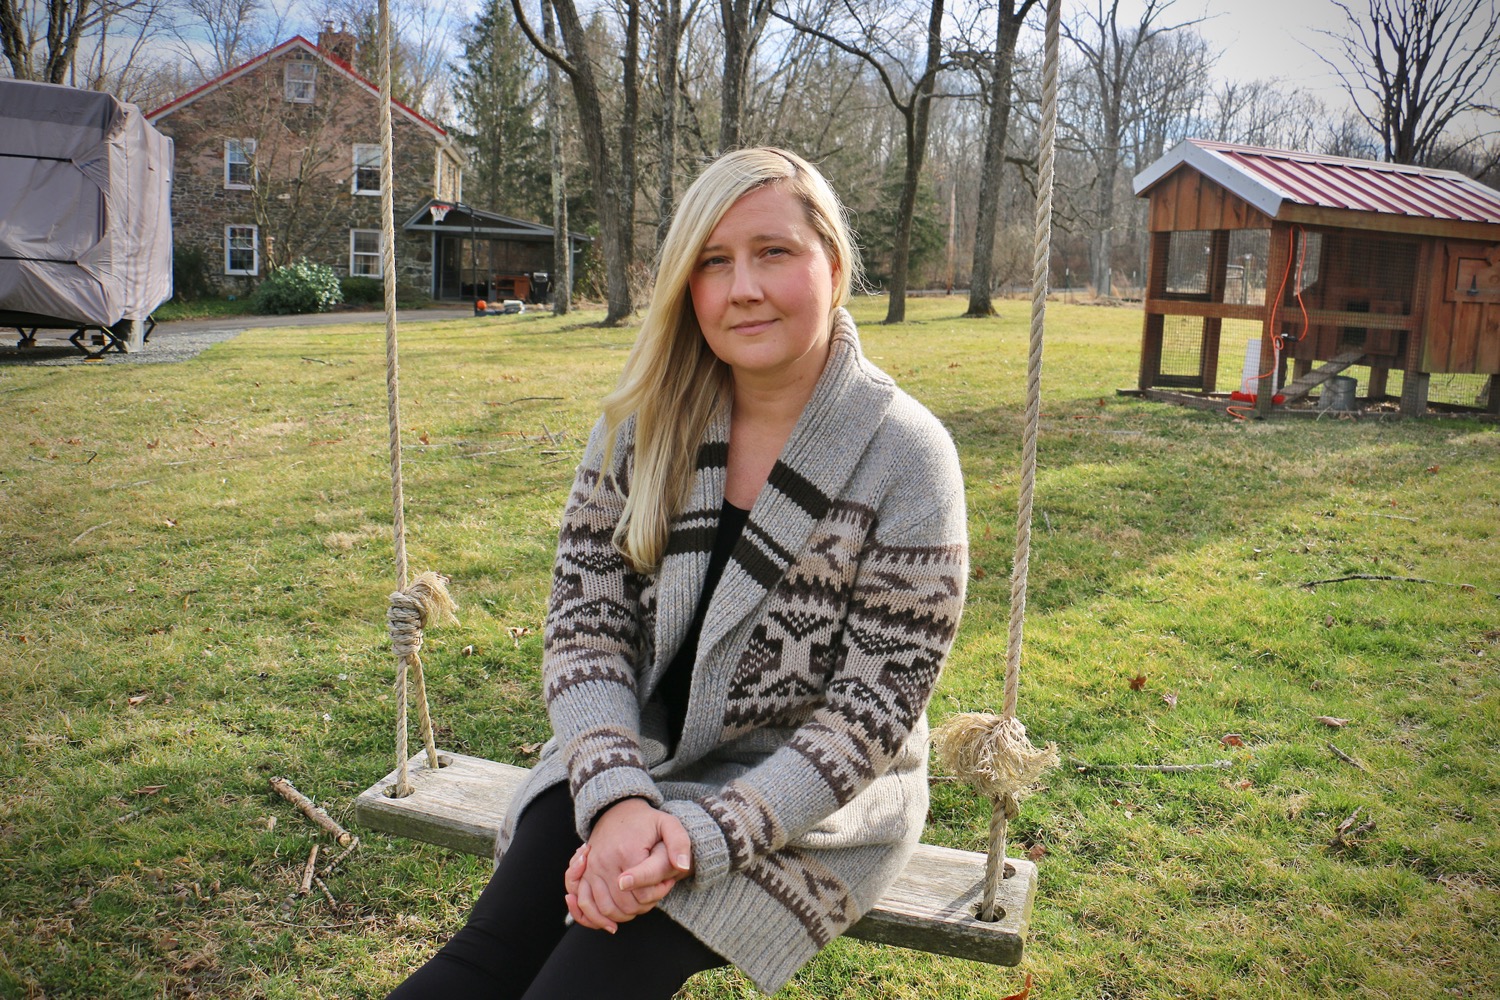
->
[388,147,968,998]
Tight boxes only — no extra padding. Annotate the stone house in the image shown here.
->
[146,32,465,297]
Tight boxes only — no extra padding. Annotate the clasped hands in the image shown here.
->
[564,797,693,934]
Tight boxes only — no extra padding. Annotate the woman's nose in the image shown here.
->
[728,260,762,302]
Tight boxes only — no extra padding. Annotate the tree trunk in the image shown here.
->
[1091,100,1120,297]
[718,0,742,151]
[966,0,1030,318]
[882,0,944,325]
[543,0,570,314]
[717,0,768,152]
[655,0,682,251]
[546,0,634,324]
[620,1,640,312]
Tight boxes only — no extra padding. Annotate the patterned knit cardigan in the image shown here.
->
[496,309,968,993]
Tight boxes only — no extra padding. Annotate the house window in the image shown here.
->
[353,144,382,195]
[224,138,255,189]
[437,149,462,202]
[225,225,258,275]
[284,61,317,103]
[350,229,382,277]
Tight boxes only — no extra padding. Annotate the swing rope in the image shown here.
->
[374,0,453,798]
[933,0,1062,923]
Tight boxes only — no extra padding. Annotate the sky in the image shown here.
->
[1178,0,1365,109]
[1115,0,1500,120]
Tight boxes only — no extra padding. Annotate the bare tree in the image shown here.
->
[776,0,949,324]
[511,0,640,324]
[717,0,769,151]
[1206,79,1326,152]
[1317,0,1500,166]
[653,0,703,249]
[0,0,159,83]
[1061,0,1201,297]
[173,0,264,78]
[964,0,1038,317]
[543,0,571,313]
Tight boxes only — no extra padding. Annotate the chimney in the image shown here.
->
[318,22,357,62]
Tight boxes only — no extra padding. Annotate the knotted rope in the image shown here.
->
[933,0,1062,923]
[375,0,454,797]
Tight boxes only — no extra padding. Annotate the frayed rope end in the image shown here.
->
[933,712,1059,804]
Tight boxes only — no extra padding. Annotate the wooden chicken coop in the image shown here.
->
[1129,139,1500,416]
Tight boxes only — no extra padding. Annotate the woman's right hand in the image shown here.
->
[565,799,692,932]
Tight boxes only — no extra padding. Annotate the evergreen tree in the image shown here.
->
[452,0,549,219]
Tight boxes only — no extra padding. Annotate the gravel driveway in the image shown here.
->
[1,307,476,366]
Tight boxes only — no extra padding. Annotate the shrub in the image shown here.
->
[171,245,214,303]
[340,276,384,307]
[253,259,343,315]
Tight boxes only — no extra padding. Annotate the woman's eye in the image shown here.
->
[700,255,728,268]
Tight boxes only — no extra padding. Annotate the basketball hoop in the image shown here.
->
[429,202,452,224]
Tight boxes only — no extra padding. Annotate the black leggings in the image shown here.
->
[385,783,726,999]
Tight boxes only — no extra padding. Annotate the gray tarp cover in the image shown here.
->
[0,79,173,326]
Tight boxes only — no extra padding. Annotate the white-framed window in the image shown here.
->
[350,229,382,277]
[352,144,382,195]
[225,225,258,275]
[284,61,317,103]
[224,138,255,189]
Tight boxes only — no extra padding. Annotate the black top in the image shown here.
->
[658,499,751,754]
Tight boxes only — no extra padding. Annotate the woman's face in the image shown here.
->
[688,183,838,388]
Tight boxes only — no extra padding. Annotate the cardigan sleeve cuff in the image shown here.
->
[572,766,663,841]
[660,799,731,887]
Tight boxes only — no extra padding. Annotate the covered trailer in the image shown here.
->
[0,79,173,356]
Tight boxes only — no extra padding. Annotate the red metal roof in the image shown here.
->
[146,36,447,141]
[1135,139,1500,226]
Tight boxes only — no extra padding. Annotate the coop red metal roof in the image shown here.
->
[1134,139,1500,226]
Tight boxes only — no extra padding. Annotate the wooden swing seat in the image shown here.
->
[355,751,1035,965]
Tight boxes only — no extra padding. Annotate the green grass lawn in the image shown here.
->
[1,297,1495,999]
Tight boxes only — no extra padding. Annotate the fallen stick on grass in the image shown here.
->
[1326,743,1366,771]
[270,776,353,845]
[1329,807,1376,849]
[1298,574,1499,598]
[319,837,361,877]
[70,520,115,546]
[312,875,339,908]
[298,844,319,897]
[1069,759,1234,773]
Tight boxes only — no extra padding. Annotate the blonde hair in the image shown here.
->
[599,147,859,572]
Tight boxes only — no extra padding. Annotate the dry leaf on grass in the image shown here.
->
[126,693,149,707]
[132,785,167,795]
[519,742,544,755]
[506,626,533,648]
[1129,674,1147,691]
[1161,692,1178,709]
[1314,716,1350,728]
[461,644,475,657]
[1001,973,1033,1000]
[1220,733,1245,747]
[1026,844,1046,861]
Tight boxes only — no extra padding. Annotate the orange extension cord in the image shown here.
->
[1227,226,1310,420]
